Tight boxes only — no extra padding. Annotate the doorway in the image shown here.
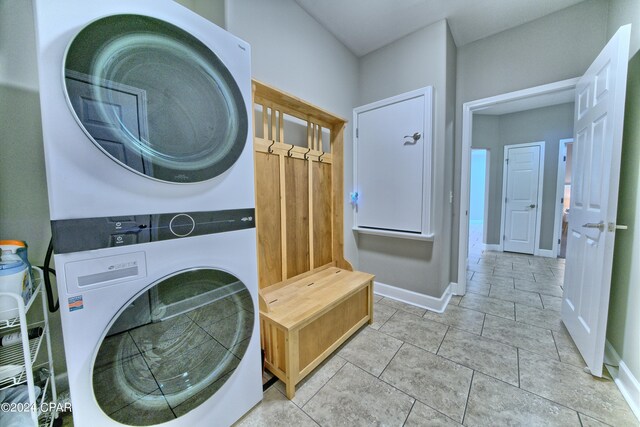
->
[469,149,489,254]
[554,139,573,258]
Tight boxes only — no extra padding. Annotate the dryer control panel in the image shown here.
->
[51,208,255,254]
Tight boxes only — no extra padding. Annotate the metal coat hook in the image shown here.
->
[304,148,311,160]
[268,140,275,153]
[318,151,325,162]
[287,144,294,157]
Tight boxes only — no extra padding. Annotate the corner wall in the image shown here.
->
[356,20,456,297]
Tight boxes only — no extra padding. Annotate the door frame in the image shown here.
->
[456,78,579,295]
[499,141,546,255]
[553,138,573,257]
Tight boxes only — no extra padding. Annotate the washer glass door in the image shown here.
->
[92,269,254,425]
[63,15,248,183]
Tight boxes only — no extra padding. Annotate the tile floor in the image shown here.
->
[59,225,638,426]
[235,225,638,427]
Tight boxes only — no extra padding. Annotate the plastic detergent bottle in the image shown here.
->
[0,240,34,318]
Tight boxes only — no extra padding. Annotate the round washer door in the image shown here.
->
[63,15,248,183]
[92,269,254,425]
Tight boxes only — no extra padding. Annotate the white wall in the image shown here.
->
[356,20,456,297]
[469,150,487,224]
[226,0,360,267]
[451,0,611,281]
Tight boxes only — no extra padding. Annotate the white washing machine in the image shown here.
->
[53,216,262,427]
[33,0,254,219]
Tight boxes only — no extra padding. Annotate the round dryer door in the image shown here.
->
[91,269,254,425]
[63,15,248,183]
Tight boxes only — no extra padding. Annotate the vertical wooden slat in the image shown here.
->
[285,330,299,399]
[262,105,269,140]
[255,152,282,288]
[307,122,313,149]
[284,157,310,277]
[331,124,351,270]
[313,162,332,266]
[271,106,277,142]
[279,110,285,143]
[308,157,314,270]
[279,153,288,279]
[317,125,322,152]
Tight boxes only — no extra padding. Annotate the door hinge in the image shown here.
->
[561,197,564,203]
[503,234,506,241]
[558,238,561,244]
[505,197,508,203]
[356,128,359,138]
[505,158,509,164]
[563,156,566,161]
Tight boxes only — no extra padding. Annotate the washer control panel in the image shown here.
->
[51,208,255,254]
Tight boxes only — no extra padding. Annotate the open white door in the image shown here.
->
[562,25,631,377]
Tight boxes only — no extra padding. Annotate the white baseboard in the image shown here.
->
[537,249,555,258]
[484,244,501,252]
[374,281,451,313]
[605,341,640,422]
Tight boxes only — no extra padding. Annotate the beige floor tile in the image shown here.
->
[379,310,448,353]
[370,302,397,330]
[236,387,317,427]
[552,325,586,368]
[459,293,515,320]
[274,354,347,407]
[470,272,515,288]
[466,280,491,296]
[337,327,403,376]
[494,267,535,281]
[303,363,414,426]
[380,344,473,423]
[541,294,563,311]
[464,372,581,426]
[518,351,638,426]
[579,413,615,427]
[449,295,462,306]
[515,278,564,297]
[379,297,427,317]
[404,401,462,426]
[438,328,519,386]
[489,286,543,309]
[373,293,384,303]
[516,303,563,331]
[423,304,485,335]
[481,315,559,359]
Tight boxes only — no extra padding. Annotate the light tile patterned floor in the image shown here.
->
[236,225,639,427]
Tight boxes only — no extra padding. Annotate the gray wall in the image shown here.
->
[356,20,456,297]
[472,103,574,250]
[451,0,611,281]
[226,0,360,268]
[606,0,640,390]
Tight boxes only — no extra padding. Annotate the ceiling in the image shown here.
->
[294,0,586,57]
[475,88,575,116]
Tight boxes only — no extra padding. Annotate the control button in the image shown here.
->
[169,214,195,237]
[110,234,137,246]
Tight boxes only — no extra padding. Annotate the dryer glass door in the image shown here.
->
[63,15,248,183]
[91,269,254,425]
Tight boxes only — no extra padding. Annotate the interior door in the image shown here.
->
[356,92,428,233]
[562,25,630,377]
[503,145,541,254]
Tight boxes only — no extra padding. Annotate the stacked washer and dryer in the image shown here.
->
[32,1,261,426]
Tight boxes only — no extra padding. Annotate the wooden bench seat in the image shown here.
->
[259,265,374,398]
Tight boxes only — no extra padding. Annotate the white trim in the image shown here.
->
[352,227,434,241]
[457,78,579,295]
[553,139,573,257]
[605,341,640,422]
[353,86,433,240]
[501,141,546,256]
[537,249,555,258]
[374,281,452,313]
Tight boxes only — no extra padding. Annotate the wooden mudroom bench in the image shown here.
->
[252,80,374,398]
[259,266,374,398]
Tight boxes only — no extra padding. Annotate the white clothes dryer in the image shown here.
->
[33,0,253,220]
[53,214,262,427]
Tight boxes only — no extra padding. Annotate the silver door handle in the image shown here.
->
[608,222,628,231]
[582,222,605,231]
[529,204,536,209]
[403,132,421,142]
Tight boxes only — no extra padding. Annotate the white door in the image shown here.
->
[562,25,630,377]
[503,144,542,254]
[355,88,432,233]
